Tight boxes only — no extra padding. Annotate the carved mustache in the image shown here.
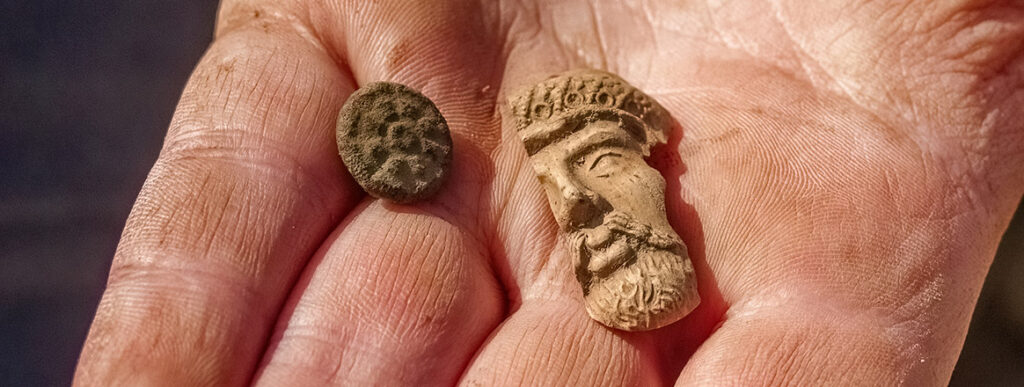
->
[569,211,682,279]
[577,212,681,250]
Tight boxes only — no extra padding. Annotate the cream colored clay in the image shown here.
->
[509,69,699,331]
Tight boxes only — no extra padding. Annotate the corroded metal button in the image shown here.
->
[336,82,452,203]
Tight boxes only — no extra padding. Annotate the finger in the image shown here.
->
[253,203,504,386]
[461,299,661,386]
[75,5,362,385]
[252,1,508,384]
[676,301,911,385]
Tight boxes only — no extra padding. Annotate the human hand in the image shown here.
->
[76,1,1023,385]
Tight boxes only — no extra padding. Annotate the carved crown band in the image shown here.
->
[508,69,671,154]
[510,70,669,131]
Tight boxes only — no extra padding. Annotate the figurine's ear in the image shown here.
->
[612,113,655,157]
[644,107,671,147]
[635,89,673,151]
[647,125,668,146]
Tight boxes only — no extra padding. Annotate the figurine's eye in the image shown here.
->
[588,151,624,178]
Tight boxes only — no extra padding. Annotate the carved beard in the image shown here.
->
[569,211,700,330]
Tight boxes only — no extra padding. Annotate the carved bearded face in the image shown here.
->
[527,110,700,330]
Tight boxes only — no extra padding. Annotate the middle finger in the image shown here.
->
[252,1,508,384]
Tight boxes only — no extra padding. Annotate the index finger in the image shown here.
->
[74,4,362,385]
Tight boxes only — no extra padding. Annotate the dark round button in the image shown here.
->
[336,82,452,203]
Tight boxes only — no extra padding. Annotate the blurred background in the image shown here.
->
[0,1,1021,385]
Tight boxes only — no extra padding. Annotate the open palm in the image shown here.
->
[77,1,1023,385]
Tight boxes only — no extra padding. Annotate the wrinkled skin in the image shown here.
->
[75,1,1023,385]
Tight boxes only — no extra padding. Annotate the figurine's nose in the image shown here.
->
[553,175,601,229]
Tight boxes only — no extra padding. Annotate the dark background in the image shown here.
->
[0,1,1021,385]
